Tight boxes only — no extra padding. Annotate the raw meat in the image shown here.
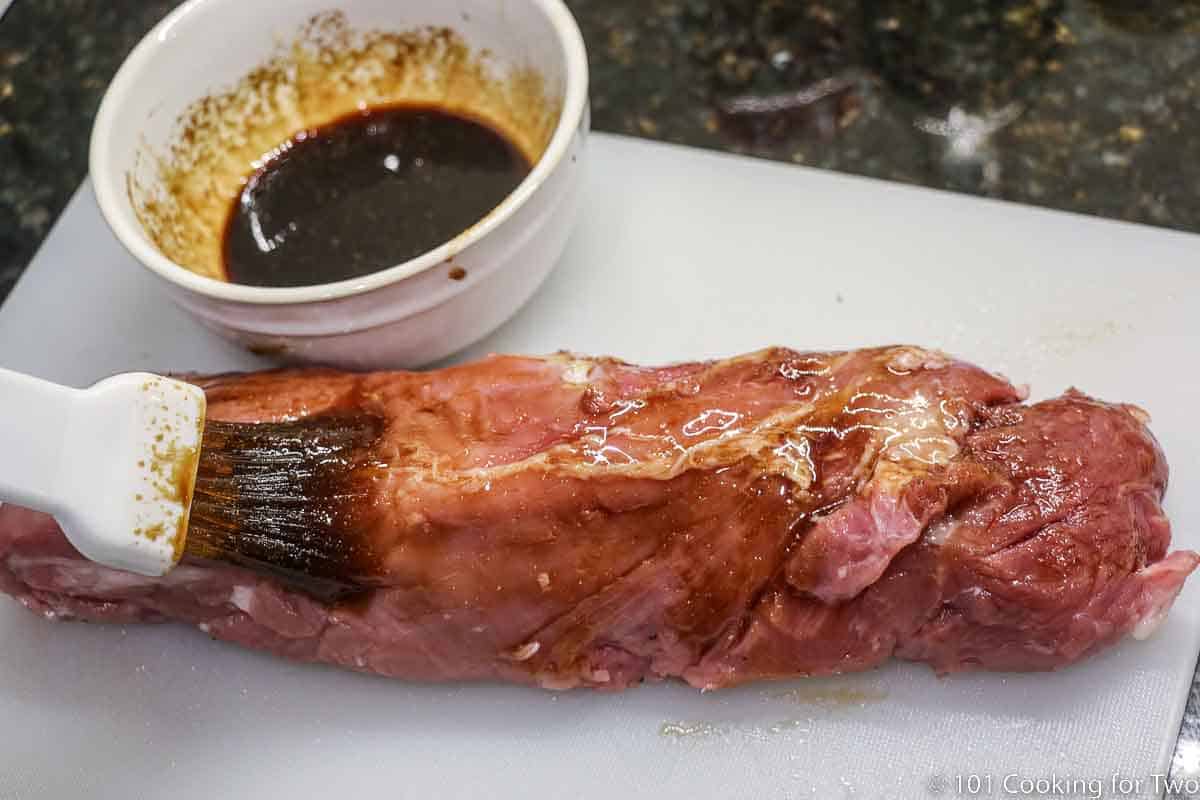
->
[0,346,1194,690]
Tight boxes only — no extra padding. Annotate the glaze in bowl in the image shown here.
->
[90,0,589,368]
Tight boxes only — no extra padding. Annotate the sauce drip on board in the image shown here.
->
[222,104,531,287]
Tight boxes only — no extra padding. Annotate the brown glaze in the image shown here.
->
[186,413,386,599]
[222,105,530,287]
[129,13,560,282]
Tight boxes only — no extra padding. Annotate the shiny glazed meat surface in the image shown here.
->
[1,346,1194,690]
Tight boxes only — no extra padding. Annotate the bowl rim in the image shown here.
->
[88,0,589,306]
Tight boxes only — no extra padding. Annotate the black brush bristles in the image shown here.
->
[186,413,386,599]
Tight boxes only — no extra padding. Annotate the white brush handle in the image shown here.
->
[0,368,206,576]
[0,368,79,517]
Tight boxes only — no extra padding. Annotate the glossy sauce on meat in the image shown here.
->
[0,346,1194,690]
[222,105,531,287]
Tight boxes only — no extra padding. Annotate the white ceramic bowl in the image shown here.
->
[90,0,588,369]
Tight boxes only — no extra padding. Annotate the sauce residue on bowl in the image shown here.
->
[222,105,531,287]
[128,13,561,285]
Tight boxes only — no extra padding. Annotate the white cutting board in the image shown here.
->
[1,134,1197,800]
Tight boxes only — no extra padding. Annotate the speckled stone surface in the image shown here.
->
[2,0,1200,790]
[7,0,1200,303]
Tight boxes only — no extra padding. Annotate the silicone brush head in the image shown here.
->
[185,412,386,599]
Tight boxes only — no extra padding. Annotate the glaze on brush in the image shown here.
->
[186,413,386,599]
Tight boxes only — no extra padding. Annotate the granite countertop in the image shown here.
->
[7,0,1200,301]
[1,0,1199,791]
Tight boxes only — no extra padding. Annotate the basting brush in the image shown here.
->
[0,367,384,595]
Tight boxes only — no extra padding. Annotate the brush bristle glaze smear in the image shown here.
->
[187,413,386,599]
